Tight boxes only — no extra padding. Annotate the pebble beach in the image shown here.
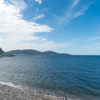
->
[0,84,65,100]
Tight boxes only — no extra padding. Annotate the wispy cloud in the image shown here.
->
[35,0,42,4]
[57,0,95,24]
[89,36,100,41]
[71,0,79,9]
[94,43,100,47]
[33,14,45,21]
[71,1,95,19]
[87,43,100,49]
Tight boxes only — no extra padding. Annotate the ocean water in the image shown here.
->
[0,55,100,100]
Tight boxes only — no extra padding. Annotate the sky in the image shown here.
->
[0,0,100,55]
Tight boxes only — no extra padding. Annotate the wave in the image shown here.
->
[0,81,22,89]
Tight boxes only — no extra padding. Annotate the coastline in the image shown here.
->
[0,83,80,100]
[0,83,65,100]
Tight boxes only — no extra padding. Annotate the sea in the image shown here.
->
[0,55,100,100]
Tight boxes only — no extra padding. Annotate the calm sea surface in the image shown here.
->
[0,55,100,100]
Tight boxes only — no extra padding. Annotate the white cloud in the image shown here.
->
[6,0,27,11]
[33,14,45,21]
[41,38,47,41]
[35,0,42,4]
[0,0,67,51]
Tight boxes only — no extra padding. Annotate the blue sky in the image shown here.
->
[0,0,100,55]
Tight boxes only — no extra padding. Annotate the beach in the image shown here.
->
[0,84,65,100]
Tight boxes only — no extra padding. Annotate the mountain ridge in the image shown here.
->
[4,49,70,55]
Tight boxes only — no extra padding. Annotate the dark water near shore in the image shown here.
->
[0,55,100,100]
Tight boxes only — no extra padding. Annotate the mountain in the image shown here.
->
[42,51,58,55]
[5,49,70,55]
[5,49,41,55]
[0,48,4,54]
[0,48,15,57]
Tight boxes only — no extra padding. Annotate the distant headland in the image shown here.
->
[0,47,70,56]
[0,48,4,54]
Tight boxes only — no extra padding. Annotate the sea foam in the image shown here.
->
[0,81,22,89]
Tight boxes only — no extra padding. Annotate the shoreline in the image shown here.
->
[0,83,79,100]
[0,83,64,100]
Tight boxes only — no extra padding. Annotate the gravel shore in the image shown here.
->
[0,84,65,100]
